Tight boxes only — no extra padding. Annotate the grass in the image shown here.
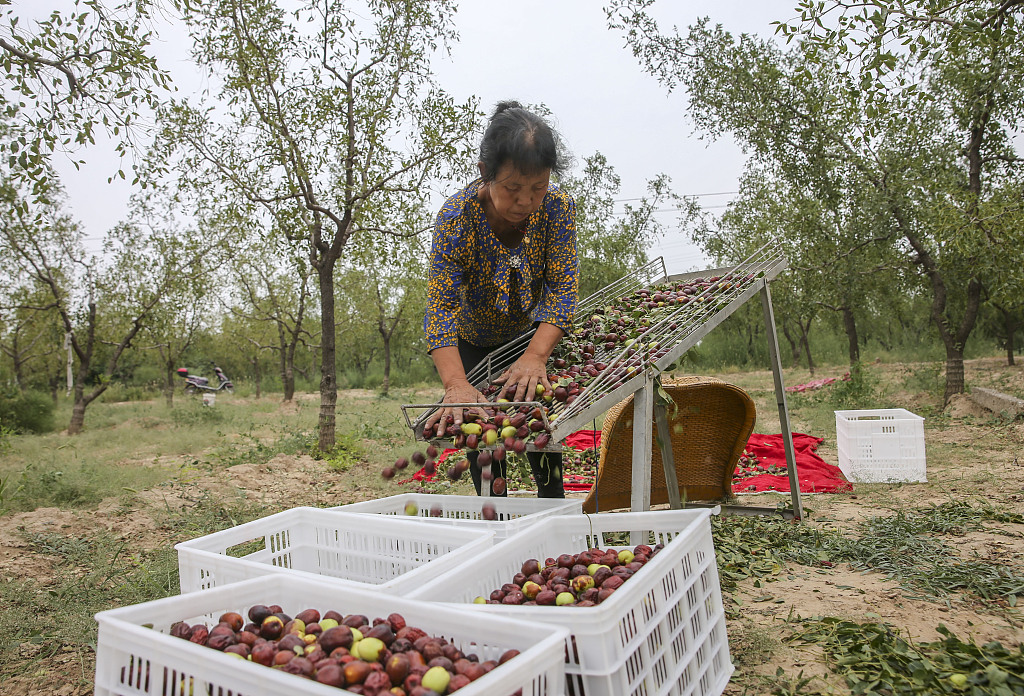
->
[0,394,320,514]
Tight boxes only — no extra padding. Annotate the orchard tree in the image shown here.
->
[560,152,681,298]
[0,0,172,189]
[162,0,478,450]
[0,178,213,433]
[341,218,428,397]
[227,236,315,402]
[0,280,62,392]
[608,1,1024,403]
[704,164,905,370]
[131,189,219,407]
[218,313,273,397]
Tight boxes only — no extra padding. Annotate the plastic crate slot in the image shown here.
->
[671,630,687,662]
[224,537,265,559]
[712,640,727,673]
[661,567,679,600]
[267,529,289,554]
[568,633,580,666]
[641,590,658,623]
[666,602,684,632]
[624,649,644,683]
[678,662,693,693]
[699,667,712,695]
[619,608,639,646]
[704,595,717,621]
[120,654,141,688]
[566,673,585,696]
[645,622,664,655]
[652,654,669,688]
[685,580,698,609]
[689,610,704,642]
[270,552,292,568]
[630,674,650,696]
[699,563,711,595]
[172,671,194,696]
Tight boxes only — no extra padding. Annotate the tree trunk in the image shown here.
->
[895,210,983,406]
[165,359,175,408]
[781,323,801,368]
[317,260,338,452]
[842,306,860,367]
[252,354,262,399]
[11,336,25,393]
[943,342,966,404]
[68,383,87,435]
[381,335,391,397]
[998,306,1017,367]
[799,318,815,376]
[284,365,295,401]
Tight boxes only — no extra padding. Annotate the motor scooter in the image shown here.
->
[176,365,234,394]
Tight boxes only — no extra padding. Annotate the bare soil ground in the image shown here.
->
[2,357,1022,695]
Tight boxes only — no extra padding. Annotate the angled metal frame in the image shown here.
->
[403,240,805,520]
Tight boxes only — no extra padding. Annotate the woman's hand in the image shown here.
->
[494,351,552,403]
[424,380,491,438]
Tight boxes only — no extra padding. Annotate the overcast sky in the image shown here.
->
[53,0,799,275]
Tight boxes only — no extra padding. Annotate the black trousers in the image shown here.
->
[457,338,564,498]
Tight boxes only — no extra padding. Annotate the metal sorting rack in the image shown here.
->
[403,239,804,520]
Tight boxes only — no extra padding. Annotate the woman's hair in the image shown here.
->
[478,100,569,181]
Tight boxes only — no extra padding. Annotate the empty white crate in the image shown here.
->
[835,408,927,483]
[95,574,569,696]
[333,493,583,541]
[409,509,733,696]
[176,506,493,594]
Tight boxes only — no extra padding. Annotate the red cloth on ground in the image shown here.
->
[400,430,851,495]
[564,429,602,450]
[737,433,851,494]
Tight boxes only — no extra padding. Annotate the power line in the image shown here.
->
[612,190,737,203]
[610,203,730,216]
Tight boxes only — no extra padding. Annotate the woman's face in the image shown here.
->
[480,161,550,229]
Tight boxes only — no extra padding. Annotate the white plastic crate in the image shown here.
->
[333,493,583,541]
[835,408,927,483]
[409,509,732,696]
[95,574,568,696]
[176,507,493,594]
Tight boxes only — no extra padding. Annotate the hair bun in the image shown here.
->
[492,100,524,117]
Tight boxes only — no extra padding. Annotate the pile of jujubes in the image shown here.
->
[167,605,523,694]
[476,543,665,608]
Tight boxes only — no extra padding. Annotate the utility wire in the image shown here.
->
[612,190,737,203]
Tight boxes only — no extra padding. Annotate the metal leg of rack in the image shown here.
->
[629,379,655,544]
[760,282,805,521]
[653,386,682,510]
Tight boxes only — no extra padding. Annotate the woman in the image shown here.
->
[423,101,577,498]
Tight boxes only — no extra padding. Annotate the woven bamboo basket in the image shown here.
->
[582,376,756,512]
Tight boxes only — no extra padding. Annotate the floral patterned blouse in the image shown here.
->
[424,179,579,352]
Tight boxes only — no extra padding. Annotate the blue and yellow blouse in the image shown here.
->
[424,179,579,352]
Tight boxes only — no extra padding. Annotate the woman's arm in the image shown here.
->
[425,346,490,437]
[495,322,564,402]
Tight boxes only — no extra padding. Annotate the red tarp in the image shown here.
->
[735,433,852,494]
[401,430,851,495]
